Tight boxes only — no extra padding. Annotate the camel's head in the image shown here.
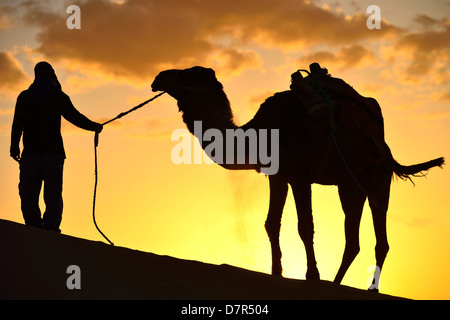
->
[151,66,223,95]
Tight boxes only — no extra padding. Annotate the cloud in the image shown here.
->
[433,90,450,103]
[23,0,217,83]
[389,16,450,84]
[0,51,31,95]
[19,0,399,84]
[196,0,399,48]
[0,5,16,30]
[0,13,12,30]
[12,0,447,108]
[412,14,447,31]
[212,48,262,76]
[297,44,378,71]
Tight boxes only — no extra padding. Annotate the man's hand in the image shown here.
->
[93,123,103,147]
[94,123,103,134]
[10,146,21,163]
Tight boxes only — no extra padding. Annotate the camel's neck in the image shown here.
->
[177,90,236,135]
[174,89,279,174]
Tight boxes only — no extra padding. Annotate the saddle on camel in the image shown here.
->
[290,62,386,166]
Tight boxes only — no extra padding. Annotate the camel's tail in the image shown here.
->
[393,157,445,182]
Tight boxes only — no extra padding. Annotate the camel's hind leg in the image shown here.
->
[265,175,288,276]
[291,181,320,280]
[367,175,391,292]
[334,184,367,284]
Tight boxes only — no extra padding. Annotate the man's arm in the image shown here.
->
[10,92,25,162]
[60,93,102,133]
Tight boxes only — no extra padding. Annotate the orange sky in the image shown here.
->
[1,0,449,299]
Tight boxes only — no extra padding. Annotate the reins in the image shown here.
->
[92,70,217,245]
[93,91,166,245]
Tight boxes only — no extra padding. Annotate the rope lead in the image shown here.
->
[92,91,166,245]
[93,134,114,246]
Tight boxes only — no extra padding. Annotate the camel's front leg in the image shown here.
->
[265,175,288,276]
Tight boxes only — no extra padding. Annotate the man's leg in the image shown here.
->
[19,155,43,228]
[42,155,64,233]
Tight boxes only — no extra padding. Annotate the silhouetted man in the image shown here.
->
[10,61,103,232]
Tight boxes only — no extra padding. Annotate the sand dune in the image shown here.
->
[0,219,404,302]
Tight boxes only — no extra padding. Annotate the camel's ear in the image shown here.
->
[205,68,223,89]
[205,68,217,81]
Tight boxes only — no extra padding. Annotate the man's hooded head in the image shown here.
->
[32,61,62,91]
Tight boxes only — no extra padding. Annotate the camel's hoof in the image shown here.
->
[368,287,379,293]
[306,267,320,280]
[271,266,283,277]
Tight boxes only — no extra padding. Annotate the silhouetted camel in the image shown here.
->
[151,66,444,290]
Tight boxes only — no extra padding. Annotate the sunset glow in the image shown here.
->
[1,0,449,300]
